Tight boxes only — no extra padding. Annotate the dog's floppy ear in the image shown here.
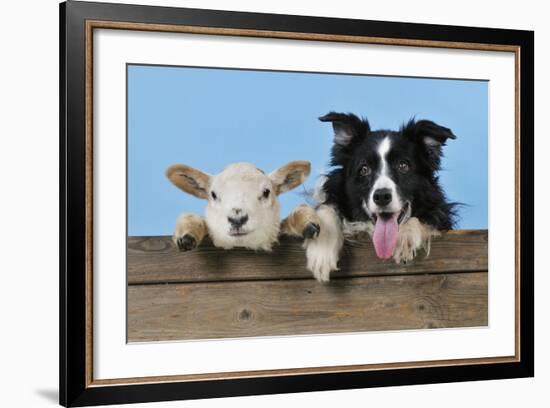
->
[402,119,456,170]
[166,164,211,199]
[319,112,369,146]
[270,160,311,195]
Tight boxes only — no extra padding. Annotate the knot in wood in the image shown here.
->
[239,308,252,321]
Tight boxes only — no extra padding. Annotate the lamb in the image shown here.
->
[166,161,321,251]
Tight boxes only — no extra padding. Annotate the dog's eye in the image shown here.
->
[397,161,410,174]
[359,165,371,177]
[261,188,271,199]
[211,191,218,200]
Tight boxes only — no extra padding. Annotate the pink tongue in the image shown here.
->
[372,214,399,259]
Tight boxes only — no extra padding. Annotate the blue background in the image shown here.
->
[127,64,488,236]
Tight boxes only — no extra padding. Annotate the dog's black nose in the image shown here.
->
[373,188,392,207]
[228,214,248,228]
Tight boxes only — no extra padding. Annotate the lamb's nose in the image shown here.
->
[373,188,392,207]
[228,214,248,228]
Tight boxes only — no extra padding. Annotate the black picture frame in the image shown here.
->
[60,1,534,406]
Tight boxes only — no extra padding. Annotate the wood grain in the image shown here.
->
[128,230,488,284]
[128,272,487,342]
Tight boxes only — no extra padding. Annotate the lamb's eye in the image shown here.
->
[261,188,271,199]
[210,191,218,200]
[359,165,371,177]
[397,161,410,174]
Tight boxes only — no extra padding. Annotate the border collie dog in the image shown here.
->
[305,112,457,282]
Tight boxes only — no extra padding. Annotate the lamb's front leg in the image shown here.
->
[303,205,344,283]
[281,204,322,239]
[393,217,441,264]
[173,213,207,251]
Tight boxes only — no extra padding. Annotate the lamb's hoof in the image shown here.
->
[176,234,197,251]
[302,223,320,239]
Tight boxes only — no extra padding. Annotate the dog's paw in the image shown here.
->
[393,218,439,264]
[306,251,333,283]
[393,237,418,264]
[175,234,197,251]
[393,218,422,264]
[302,222,320,240]
[305,234,339,283]
[303,205,344,282]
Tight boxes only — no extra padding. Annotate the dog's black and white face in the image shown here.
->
[319,112,457,259]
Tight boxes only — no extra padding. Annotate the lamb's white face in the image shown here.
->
[205,163,280,250]
[166,161,311,251]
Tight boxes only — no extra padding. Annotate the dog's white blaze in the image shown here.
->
[373,137,394,190]
[368,136,403,214]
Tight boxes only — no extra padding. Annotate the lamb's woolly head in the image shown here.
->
[166,161,311,251]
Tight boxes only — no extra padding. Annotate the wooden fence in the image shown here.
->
[127,230,488,342]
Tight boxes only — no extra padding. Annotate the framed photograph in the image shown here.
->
[60,1,534,406]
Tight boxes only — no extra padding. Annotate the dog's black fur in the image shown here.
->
[319,112,458,231]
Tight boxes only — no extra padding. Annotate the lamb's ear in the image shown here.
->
[270,161,311,195]
[402,119,456,169]
[166,164,211,199]
[319,112,369,146]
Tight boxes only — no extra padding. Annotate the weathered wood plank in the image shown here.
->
[128,230,488,284]
[128,272,488,342]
